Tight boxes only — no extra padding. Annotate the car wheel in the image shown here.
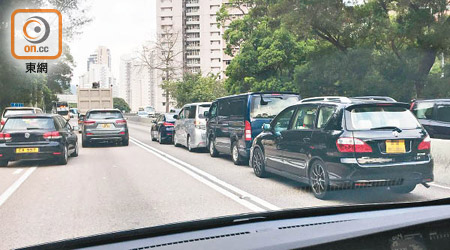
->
[174,132,181,147]
[389,184,416,194]
[71,141,79,157]
[309,160,330,200]
[187,135,195,152]
[151,129,157,141]
[209,137,219,157]
[58,145,69,165]
[231,141,244,165]
[251,147,266,178]
[0,160,8,167]
[122,137,129,146]
[158,131,164,144]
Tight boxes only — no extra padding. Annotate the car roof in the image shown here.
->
[293,98,409,109]
[413,99,450,103]
[5,114,57,118]
[87,109,121,112]
[352,96,396,101]
[182,102,211,107]
[3,107,41,110]
[215,91,299,101]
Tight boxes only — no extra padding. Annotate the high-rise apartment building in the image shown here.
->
[79,46,117,95]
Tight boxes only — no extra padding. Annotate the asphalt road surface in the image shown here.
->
[1,121,450,249]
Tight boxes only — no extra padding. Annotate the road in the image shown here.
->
[0,121,450,249]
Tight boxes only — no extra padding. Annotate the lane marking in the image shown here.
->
[130,137,280,212]
[429,183,450,191]
[12,169,24,175]
[0,167,37,207]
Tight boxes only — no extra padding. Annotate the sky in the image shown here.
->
[69,0,156,90]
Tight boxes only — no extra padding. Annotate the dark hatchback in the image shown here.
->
[151,113,176,144]
[410,99,450,139]
[82,109,129,147]
[0,114,78,166]
[250,99,433,199]
[205,92,300,165]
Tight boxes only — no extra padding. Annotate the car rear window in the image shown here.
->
[2,117,55,131]
[436,104,450,122]
[412,102,434,119]
[198,105,210,119]
[347,106,421,130]
[88,111,123,119]
[57,110,69,115]
[251,95,299,119]
[4,109,34,117]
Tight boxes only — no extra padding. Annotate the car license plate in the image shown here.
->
[16,148,39,153]
[98,123,112,129]
[166,127,173,131]
[386,140,406,154]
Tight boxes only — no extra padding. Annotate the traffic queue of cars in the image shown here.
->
[0,108,129,167]
[151,93,440,199]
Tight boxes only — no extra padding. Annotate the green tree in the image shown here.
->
[173,73,227,107]
[113,98,131,113]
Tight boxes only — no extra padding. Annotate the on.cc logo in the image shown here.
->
[22,16,50,44]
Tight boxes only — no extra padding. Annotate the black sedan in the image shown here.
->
[0,114,78,166]
[151,113,176,144]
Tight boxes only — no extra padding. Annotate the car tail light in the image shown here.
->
[163,122,173,126]
[84,120,95,125]
[336,137,372,153]
[0,132,11,142]
[418,135,431,151]
[0,119,5,125]
[194,120,205,130]
[245,121,252,141]
[119,131,125,135]
[116,119,127,125]
[43,131,62,139]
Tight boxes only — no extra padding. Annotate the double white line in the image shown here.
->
[130,137,280,212]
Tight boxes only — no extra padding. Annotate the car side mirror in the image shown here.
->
[262,123,271,132]
[204,111,209,118]
[173,115,178,120]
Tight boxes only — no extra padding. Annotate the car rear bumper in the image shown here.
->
[189,129,207,148]
[327,158,434,188]
[0,142,63,161]
[85,133,128,142]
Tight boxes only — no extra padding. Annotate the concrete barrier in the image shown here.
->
[124,114,155,125]
[431,139,450,186]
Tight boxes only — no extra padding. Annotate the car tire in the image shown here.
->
[151,130,157,141]
[82,139,89,148]
[231,141,244,165]
[309,160,330,200]
[209,137,219,157]
[251,146,266,178]
[158,131,164,144]
[71,141,79,157]
[58,145,69,165]
[0,160,8,167]
[122,137,129,146]
[389,184,416,194]
[187,135,195,152]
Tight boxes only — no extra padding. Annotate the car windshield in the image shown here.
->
[2,0,450,249]
[348,106,421,130]
[4,109,34,117]
[2,117,55,131]
[251,95,299,118]
[88,111,123,119]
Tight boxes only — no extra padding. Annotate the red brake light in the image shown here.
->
[116,119,127,125]
[44,131,61,139]
[84,120,95,125]
[163,122,173,126]
[245,120,252,141]
[418,136,431,151]
[0,120,5,125]
[0,132,11,141]
[336,137,372,153]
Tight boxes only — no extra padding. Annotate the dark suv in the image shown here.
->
[81,109,129,147]
[205,92,300,165]
[410,99,450,139]
[250,98,433,199]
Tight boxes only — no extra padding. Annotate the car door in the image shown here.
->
[56,117,75,150]
[207,102,218,145]
[262,106,297,172]
[433,103,450,139]
[281,104,318,176]
[176,107,186,144]
[152,115,161,137]
[216,99,231,152]
[186,105,197,143]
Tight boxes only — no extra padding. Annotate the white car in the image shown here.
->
[1,107,43,128]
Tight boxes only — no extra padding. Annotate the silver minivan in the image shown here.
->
[173,102,211,151]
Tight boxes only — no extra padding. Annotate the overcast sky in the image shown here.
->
[69,0,156,88]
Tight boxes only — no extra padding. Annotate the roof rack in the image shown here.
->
[352,96,396,102]
[298,96,352,104]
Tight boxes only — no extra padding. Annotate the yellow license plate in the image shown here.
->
[386,140,406,154]
[16,148,39,153]
[101,124,111,128]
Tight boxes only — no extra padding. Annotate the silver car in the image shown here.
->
[173,102,211,151]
